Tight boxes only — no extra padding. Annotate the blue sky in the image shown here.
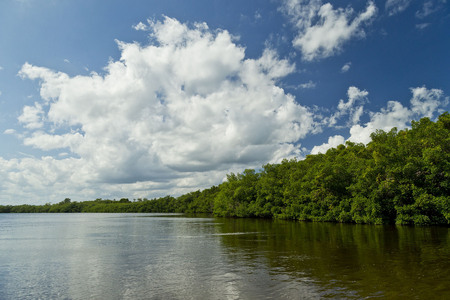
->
[0,0,449,204]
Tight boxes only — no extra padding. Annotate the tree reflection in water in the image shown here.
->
[215,218,450,299]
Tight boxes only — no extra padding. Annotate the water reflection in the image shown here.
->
[0,214,448,299]
[214,218,450,298]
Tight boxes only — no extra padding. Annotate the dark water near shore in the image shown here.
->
[0,214,449,299]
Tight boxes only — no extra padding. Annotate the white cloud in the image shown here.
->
[4,129,16,135]
[133,21,148,31]
[416,0,443,19]
[4,17,317,204]
[19,63,69,103]
[23,131,84,151]
[410,86,447,118]
[299,80,316,89]
[281,0,377,61]
[256,48,296,79]
[341,62,351,73]
[329,86,368,127]
[348,86,447,144]
[312,86,448,153]
[0,156,94,203]
[348,100,411,144]
[18,102,45,129]
[416,23,431,30]
[385,0,412,16]
[311,135,345,154]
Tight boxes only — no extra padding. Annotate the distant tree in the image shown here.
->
[60,198,71,204]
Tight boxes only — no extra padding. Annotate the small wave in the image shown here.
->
[211,232,260,236]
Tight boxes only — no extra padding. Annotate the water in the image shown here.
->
[0,214,449,299]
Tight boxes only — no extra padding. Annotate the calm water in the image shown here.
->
[0,214,449,299]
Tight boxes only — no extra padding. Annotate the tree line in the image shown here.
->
[1,113,448,225]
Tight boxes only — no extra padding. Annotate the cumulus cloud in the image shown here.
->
[310,135,345,154]
[18,102,45,129]
[328,86,368,127]
[18,64,69,103]
[299,80,316,89]
[23,131,84,151]
[348,100,412,144]
[280,0,377,61]
[133,21,148,31]
[341,62,351,73]
[385,0,412,16]
[312,86,448,152]
[347,86,447,144]
[4,17,317,204]
[410,86,447,117]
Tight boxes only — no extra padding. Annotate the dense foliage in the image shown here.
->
[1,113,449,225]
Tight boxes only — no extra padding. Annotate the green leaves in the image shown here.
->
[209,113,449,225]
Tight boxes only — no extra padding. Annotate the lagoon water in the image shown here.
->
[0,213,449,299]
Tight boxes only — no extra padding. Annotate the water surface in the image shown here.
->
[0,214,448,299]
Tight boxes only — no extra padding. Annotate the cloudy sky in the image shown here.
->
[0,0,449,205]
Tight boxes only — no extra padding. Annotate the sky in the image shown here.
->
[0,0,449,205]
